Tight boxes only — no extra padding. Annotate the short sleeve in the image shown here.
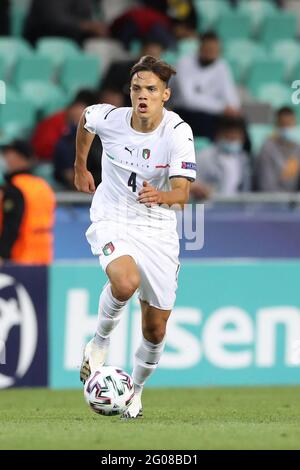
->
[168,122,197,182]
[84,104,116,135]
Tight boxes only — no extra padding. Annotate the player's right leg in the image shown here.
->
[80,255,140,383]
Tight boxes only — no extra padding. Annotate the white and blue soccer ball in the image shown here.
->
[84,366,134,416]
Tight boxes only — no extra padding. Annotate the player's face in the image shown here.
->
[130,71,170,120]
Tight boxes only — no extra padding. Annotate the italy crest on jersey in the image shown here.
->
[142,149,151,160]
[102,242,115,256]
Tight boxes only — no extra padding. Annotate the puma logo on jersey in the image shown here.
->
[125,147,134,155]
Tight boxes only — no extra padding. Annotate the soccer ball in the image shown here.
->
[84,366,134,416]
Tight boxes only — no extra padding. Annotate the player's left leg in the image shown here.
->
[121,300,171,419]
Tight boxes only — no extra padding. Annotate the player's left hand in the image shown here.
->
[137,181,162,207]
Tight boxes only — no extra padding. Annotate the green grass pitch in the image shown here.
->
[1,386,300,450]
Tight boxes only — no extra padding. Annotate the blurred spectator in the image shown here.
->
[24,0,108,45]
[101,40,164,106]
[173,32,240,140]
[256,107,300,192]
[0,140,55,265]
[53,87,123,190]
[0,0,10,35]
[142,0,198,38]
[191,117,251,199]
[110,6,176,50]
[32,90,98,161]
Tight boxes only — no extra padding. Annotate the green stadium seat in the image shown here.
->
[160,50,179,67]
[41,95,71,118]
[0,100,36,145]
[254,83,292,108]
[226,57,243,84]
[33,163,63,190]
[10,0,31,37]
[260,13,297,47]
[194,137,212,153]
[0,37,32,77]
[4,85,20,103]
[13,54,55,87]
[224,39,267,81]
[0,56,5,80]
[216,12,252,41]
[271,40,300,81]
[237,0,278,36]
[249,124,273,154]
[18,81,67,113]
[37,37,81,68]
[129,40,142,57]
[177,38,199,56]
[247,59,285,94]
[194,0,232,32]
[59,55,100,93]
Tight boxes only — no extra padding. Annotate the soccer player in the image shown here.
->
[74,55,196,419]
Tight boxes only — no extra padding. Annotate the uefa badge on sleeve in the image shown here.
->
[142,149,151,160]
[102,242,115,256]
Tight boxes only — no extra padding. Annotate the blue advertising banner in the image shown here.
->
[0,266,48,388]
[49,262,300,389]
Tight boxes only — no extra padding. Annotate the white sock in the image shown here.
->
[132,336,166,392]
[93,283,127,348]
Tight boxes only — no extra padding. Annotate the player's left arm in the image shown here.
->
[137,178,191,209]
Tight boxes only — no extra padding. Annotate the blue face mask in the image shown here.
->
[278,127,297,142]
[219,140,243,154]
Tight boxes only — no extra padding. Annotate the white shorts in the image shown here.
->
[86,221,180,310]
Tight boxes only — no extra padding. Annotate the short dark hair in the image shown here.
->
[3,139,34,160]
[277,106,295,119]
[130,55,176,86]
[216,116,245,135]
[200,31,219,42]
[71,89,98,107]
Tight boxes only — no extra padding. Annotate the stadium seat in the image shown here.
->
[84,38,126,75]
[33,163,63,190]
[0,37,32,77]
[13,54,55,87]
[59,55,100,93]
[249,124,273,154]
[0,100,36,145]
[226,57,243,84]
[10,0,31,37]
[224,39,267,81]
[271,40,300,81]
[37,37,81,68]
[0,56,5,80]
[216,12,252,41]
[177,38,199,57]
[129,39,141,57]
[247,59,285,94]
[254,83,292,109]
[160,50,179,67]
[260,13,297,47]
[194,0,232,32]
[4,85,20,103]
[194,137,212,153]
[41,94,71,118]
[18,81,67,112]
[237,0,278,36]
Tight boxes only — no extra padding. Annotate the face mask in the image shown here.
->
[219,140,243,154]
[199,58,216,67]
[278,127,298,143]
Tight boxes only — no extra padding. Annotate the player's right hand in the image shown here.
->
[74,169,96,194]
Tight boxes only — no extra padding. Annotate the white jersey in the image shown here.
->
[84,104,196,232]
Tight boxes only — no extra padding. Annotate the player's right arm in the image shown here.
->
[74,111,96,194]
